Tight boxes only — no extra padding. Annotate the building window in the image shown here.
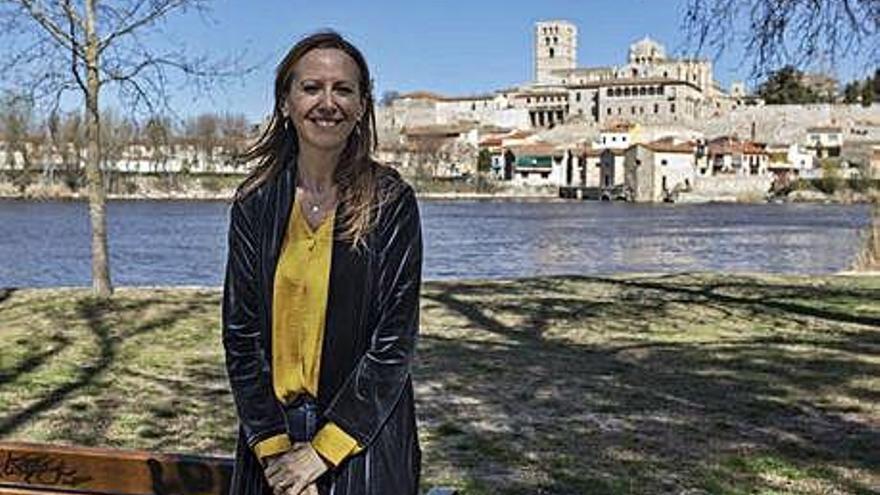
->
[549,48,555,58]
[576,92,581,102]
[648,87,655,95]
[622,136,627,142]
[615,87,622,96]
[661,159,668,166]
[631,106,636,114]
[658,86,664,95]
[670,103,676,113]
[612,136,617,142]
[654,103,659,113]
[607,108,612,115]
[553,36,558,43]
[624,87,631,96]
[640,87,646,95]
[471,103,476,111]
[607,88,613,97]
[545,37,550,45]
[663,71,668,78]
[639,106,644,114]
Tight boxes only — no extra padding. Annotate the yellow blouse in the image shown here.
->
[252,196,361,466]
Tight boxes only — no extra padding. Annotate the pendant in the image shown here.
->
[310,204,320,213]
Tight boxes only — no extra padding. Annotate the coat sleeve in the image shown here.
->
[322,185,422,447]
[222,199,288,449]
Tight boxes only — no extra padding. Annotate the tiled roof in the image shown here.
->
[641,139,695,153]
[601,122,637,132]
[403,124,472,137]
[806,126,843,133]
[707,136,767,155]
[511,142,564,157]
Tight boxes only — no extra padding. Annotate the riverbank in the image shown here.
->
[0,182,559,202]
[1,274,877,494]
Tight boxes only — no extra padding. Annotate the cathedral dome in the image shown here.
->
[629,36,666,64]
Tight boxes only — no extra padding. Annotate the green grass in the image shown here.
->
[1,273,879,494]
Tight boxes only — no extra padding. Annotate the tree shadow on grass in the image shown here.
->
[416,274,880,494]
[0,288,16,305]
[0,334,71,386]
[0,293,210,439]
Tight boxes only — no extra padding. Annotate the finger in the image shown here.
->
[264,458,283,480]
[287,477,308,495]
[267,470,291,493]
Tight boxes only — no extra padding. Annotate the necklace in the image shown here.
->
[297,183,336,216]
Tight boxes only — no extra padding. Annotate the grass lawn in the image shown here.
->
[0,273,878,494]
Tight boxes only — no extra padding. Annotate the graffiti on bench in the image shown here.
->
[0,449,93,487]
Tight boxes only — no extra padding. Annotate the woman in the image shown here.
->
[222,31,422,495]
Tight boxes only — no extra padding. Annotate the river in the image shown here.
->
[0,199,871,287]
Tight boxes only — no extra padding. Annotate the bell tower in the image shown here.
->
[535,20,577,84]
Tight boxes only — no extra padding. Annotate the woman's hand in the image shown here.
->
[263,442,329,495]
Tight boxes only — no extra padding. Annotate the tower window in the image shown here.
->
[549,48,554,58]
[546,37,551,46]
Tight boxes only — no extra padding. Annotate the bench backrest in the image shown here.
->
[0,441,231,495]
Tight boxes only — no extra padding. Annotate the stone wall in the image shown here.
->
[702,104,880,145]
[678,175,773,203]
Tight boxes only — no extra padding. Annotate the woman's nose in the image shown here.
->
[320,88,335,108]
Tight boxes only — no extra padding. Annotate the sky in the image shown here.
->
[17,0,875,123]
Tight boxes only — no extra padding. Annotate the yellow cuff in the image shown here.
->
[253,433,291,459]
[311,422,362,466]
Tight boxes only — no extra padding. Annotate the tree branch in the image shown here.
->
[15,0,83,57]
[98,0,198,54]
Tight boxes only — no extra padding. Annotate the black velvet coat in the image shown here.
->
[222,159,422,495]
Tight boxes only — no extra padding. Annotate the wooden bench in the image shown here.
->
[0,442,457,495]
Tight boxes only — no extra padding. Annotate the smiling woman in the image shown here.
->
[222,32,422,495]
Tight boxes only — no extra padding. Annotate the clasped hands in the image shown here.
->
[264,442,329,495]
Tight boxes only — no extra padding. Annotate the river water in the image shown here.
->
[0,199,871,287]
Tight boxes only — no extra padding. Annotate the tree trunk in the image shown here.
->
[85,0,112,297]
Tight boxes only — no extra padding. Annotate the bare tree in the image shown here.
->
[0,0,247,296]
[683,0,879,77]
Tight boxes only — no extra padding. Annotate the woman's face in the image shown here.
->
[283,48,364,156]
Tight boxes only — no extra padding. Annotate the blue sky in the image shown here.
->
[128,0,869,121]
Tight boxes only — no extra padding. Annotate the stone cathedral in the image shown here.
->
[385,19,740,131]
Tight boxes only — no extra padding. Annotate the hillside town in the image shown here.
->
[1,19,878,202]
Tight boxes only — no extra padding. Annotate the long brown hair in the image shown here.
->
[235,31,393,248]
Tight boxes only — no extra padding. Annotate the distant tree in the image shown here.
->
[144,116,171,172]
[476,148,493,192]
[874,68,880,95]
[380,90,401,107]
[100,109,135,177]
[0,93,35,192]
[756,66,820,104]
[862,77,875,106]
[218,113,251,166]
[0,0,247,297]
[843,81,861,103]
[684,0,878,77]
[815,158,842,195]
[193,113,220,166]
